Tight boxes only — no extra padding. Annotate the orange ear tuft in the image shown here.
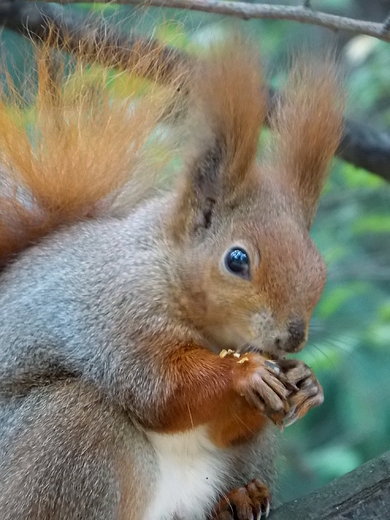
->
[269,53,344,226]
[168,38,267,239]
[193,38,266,188]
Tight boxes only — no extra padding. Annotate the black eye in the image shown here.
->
[225,247,251,279]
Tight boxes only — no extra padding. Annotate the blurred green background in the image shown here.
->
[1,0,389,505]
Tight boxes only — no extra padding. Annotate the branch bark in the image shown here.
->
[270,450,390,519]
[0,1,189,84]
[1,1,390,182]
[36,0,390,43]
[338,119,390,182]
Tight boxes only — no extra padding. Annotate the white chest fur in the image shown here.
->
[143,426,228,520]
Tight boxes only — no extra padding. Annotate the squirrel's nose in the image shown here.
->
[275,318,306,353]
[287,318,306,352]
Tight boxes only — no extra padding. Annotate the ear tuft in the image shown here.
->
[169,38,267,239]
[193,39,266,187]
[269,52,344,227]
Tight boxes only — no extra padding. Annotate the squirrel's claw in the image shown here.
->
[278,360,324,426]
[212,479,271,520]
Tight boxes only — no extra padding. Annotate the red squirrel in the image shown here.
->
[0,28,343,520]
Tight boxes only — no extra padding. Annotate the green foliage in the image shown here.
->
[283,142,390,498]
[0,1,389,505]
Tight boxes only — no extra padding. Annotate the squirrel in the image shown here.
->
[0,21,344,520]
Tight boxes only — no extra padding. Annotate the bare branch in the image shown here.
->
[383,12,390,32]
[338,119,390,183]
[1,1,390,182]
[35,0,390,43]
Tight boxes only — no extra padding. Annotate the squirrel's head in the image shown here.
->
[166,43,343,359]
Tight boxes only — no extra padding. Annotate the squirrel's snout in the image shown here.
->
[251,313,307,355]
[275,318,306,353]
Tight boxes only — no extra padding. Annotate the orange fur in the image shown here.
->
[207,397,269,449]
[193,40,267,188]
[269,53,344,225]
[169,39,268,238]
[152,346,270,446]
[0,42,181,265]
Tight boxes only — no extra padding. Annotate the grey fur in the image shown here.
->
[0,195,278,519]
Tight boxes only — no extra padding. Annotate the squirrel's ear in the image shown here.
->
[269,54,344,228]
[167,40,267,239]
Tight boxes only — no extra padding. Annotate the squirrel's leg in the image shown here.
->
[212,479,271,520]
[0,380,153,520]
[208,360,323,520]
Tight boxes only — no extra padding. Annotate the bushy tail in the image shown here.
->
[0,37,184,266]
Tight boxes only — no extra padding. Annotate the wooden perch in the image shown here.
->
[1,1,390,182]
[270,450,390,519]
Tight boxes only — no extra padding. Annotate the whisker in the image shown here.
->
[231,410,256,437]
[187,404,194,430]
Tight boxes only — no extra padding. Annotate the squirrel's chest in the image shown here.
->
[143,426,228,520]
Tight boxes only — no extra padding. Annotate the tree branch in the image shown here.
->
[1,1,390,182]
[383,12,390,32]
[270,450,390,519]
[338,119,390,182]
[0,0,189,84]
[36,0,390,44]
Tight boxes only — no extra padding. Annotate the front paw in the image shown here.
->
[212,479,271,520]
[278,359,324,426]
[232,354,295,419]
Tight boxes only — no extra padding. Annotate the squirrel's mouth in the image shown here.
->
[207,330,287,361]
[244,345,285,361]
[218,343,286,361]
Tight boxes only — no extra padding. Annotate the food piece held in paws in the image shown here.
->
[219,349,241,358]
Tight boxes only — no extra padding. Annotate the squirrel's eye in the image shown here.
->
[224,247,251,279]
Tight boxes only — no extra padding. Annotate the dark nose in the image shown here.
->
[285,318,306,352]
